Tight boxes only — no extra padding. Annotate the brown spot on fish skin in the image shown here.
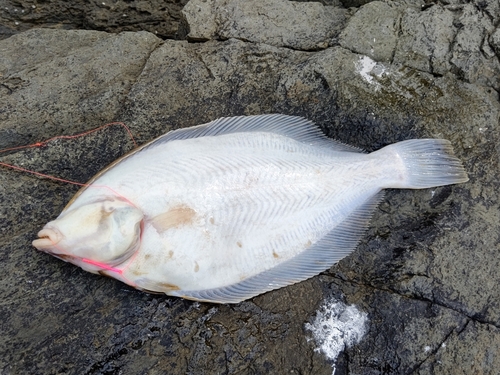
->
[209,217,215,225]
[273,251,279,258]
[131,249,175,277]
[80,208,109,232]
[194,261,199,272]
[137,281,180,293]
[99,209,113,222]
[151,205,196,233]
[131,268,147,277]
[98,270,112,278]
[157,282,180,291]
[305,240,312,247]
[237,241,242,248]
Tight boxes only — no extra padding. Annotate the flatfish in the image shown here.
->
[32,114,468,303]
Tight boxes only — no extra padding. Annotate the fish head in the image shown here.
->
[33,197,144,272]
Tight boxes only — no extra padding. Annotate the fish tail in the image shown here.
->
[379,139,469,189]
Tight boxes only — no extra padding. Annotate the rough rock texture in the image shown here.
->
[341,1,500,90]
[0,29,162,150]
[1,0,500,374]
[339,1,402,62]
[450,3,499,89]
[393,5,456,75]
[415,320,500,374]
[183,0,348,50]
[0,0,189,40]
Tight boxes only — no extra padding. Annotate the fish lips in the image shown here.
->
[32,226,64,255]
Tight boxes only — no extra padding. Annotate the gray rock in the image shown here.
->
[490,27,500,56]
[393,5,456,75]
[0,29,161,149]
[0,0,189,40]
[471,0,500,25]
[341,2,500,90]
[338,1,402,63]
[182,0,348,50]
[450,3,500,90]
[1,1,500,372]
[415,320,500,374]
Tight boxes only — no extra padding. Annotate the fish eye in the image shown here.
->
[102,201,116,213]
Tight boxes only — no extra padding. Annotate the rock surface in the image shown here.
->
[1,0,500,374]
[0,29,161,150]
[339,1,401,62]
[183,0,348,50]
[0,0,189,40]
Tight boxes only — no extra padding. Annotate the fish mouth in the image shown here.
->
[32,227,63,252]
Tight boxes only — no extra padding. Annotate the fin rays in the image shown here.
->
[171,191,385,304]
[143,114,364,153]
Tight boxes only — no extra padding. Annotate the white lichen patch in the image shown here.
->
[355,55,386,89]
[305,298,368,374]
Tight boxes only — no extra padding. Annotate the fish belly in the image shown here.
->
[115,133,385,293]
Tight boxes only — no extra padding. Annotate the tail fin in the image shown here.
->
[380,139,468,189]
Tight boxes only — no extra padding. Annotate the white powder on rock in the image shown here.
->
[355,55,386,88]
[305,298,368,374]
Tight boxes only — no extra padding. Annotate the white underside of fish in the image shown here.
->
[33,115,468,303]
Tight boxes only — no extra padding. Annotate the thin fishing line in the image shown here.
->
[0,122,138,153]
[44,233,137,286]
[0,122,139,207]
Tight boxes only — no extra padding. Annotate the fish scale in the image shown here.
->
[33,114,468,303]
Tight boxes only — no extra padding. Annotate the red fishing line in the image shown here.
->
[42,235,137,287]
[0,122,139,206]
[81,258,123,273]
[4,122,142,288]
[0,121,138,154]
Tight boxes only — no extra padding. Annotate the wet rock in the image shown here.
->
[415,320,500,374]
[182,0,348,50]
[317,276,469,374]
[1,0,500,373]
[0,0,189,40]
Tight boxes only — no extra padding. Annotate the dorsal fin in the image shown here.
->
[143,114,363,153]
[67,115,362,209]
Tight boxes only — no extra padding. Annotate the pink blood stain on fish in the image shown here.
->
[1,121,141,286]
